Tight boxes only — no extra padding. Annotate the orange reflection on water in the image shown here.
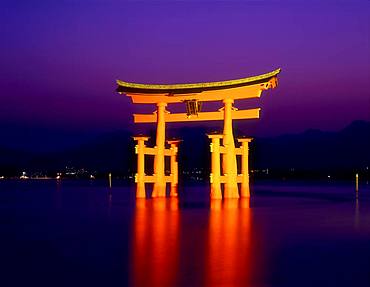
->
[131,198,179,287]
[206,198,254,286]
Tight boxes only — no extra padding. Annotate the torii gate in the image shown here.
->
[116,68,280,199]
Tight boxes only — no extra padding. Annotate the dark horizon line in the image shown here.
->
[0,119,369,152]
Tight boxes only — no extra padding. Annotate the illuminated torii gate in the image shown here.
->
[117,68,280,199]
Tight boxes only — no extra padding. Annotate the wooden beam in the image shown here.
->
[235,148,243,155]
[134,108,260,123]
[143,147,156,155]
[219,147,243,155]
[142,147,173,156]
[220,175,243,183]
[127,83,266,104]
[142,175,172,183]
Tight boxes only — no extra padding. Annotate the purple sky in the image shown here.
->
[1,0,369,137]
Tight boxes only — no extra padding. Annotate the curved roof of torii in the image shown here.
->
[116,68,281,94]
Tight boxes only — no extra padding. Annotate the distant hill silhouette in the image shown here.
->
[0,121,369,179]
[252,120,370,177]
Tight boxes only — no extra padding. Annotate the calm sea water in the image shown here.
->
[0,179,369,287]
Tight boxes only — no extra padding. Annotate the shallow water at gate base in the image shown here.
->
[0,180,370,287]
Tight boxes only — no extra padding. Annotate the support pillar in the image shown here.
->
[238,138,252,198]
[153,102,167,197]
[222,98,239,198]
[133,136,150,198]
[208,134,223,199]
[167,139,181,197]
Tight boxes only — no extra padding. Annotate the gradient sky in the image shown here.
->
[1,0,369,139]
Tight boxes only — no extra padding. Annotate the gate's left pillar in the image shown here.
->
[152,102,167,198]
[167,139,181,197]
[134,136,150,198]
[208,134,223,199]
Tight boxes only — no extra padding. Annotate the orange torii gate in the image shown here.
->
[116,68,280,199]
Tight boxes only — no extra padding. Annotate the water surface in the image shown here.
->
[0,180,369,286]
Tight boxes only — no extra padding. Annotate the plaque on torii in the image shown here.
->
[116,68,280,199]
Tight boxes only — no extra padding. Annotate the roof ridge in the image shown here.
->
[116,68,281,91]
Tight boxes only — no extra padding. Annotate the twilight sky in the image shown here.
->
[1,0,369,142]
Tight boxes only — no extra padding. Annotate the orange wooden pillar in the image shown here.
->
[134,136,150,198]
[208,134,223,199]
[238,138,252,197]
[167,139,181,197]
[152,102,167,198]
[222,98,239,198]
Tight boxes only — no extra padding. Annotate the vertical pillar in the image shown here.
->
[238,138,252,198]
[167,139,181,197]
[208,134,223,199]
[133,136,150,198]
[222,98,239,198]
[153,102,167,197]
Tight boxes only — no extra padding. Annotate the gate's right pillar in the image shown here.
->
[237,138,252,197]
[167,139,181,197]
[222,98,239,198]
